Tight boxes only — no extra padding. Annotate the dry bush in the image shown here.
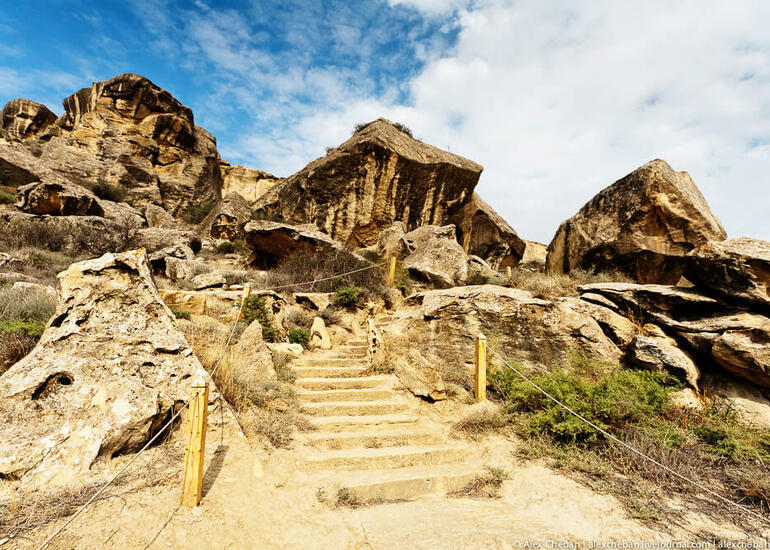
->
[0,247,86,286]
[507,268,632,299]
[452,407,509,437]
[260,251,387,297]
[451,465,510,499]
[0,285,56,372]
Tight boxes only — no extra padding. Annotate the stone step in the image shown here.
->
[317,463,480,502]
[295,375,392,391]
[293,357,366,367]
[309,413,420,432]
[293,366,368,378]
[301,400,409,417]
[346,339,368,346]
[300,428,443,450]
[302,444,470,472]
[297,388,394,403]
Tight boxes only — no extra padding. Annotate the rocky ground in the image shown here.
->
[2,73,770,548]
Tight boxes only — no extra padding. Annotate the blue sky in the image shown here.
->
[1,0,769,243]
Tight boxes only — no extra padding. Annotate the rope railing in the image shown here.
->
[475,335,770,527]
[35,257,392,549]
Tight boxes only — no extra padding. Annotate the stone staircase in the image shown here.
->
[292,334,480,503]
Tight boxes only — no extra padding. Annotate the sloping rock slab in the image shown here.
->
[0,249,211,484]
[546,159,726,284]
[243,220,369,269]
[684,237,770,308]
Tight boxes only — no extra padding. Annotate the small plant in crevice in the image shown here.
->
[335,487,362,508]
[182,200,216,225]
[242,295,277,342]
[451,465,510,499]
[0,188,14,204]
[216,240,246,255]
[288,328,310,347]
[171,309,191,320]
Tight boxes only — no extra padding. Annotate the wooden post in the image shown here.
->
[506,266,512,282]
[387,256,397,285]
[475,334,487,402]
[182,379,209,508]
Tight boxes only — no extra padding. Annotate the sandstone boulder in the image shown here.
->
[201,192,252,240]
[546,160,726,284]
[295,292,333,311]
[0,98,57,141]
[243,220,369,269]
[394,348,446,401]
[376,221,411,259]
[384,286,622,385]
[230,320,276,380]
[448,192,525,269]
[628,330,700,388]
[191,271,226,290]
[252,119,495,254]
[466,255,507,286]
[403,225,468,288]
[0,249,211,484]
[310,317,332,350]
[15,181,104,216]
[683,237,770,307]
[0,74,222,217]
[143,204,177,228]
[520,240,548,271]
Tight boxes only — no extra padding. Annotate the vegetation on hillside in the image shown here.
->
[0,285,56,372]
[477,355,770,532]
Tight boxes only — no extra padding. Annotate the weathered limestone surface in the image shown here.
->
[0,250,211,484]
[547,160,726,284]
[0,73,222,217]
[252,119,518,267]
[15,181,104,216]
[683,237,770,307]
[402,225,468,288]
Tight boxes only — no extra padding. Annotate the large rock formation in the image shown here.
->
[15,181,104,216]
[385,286,622,383]
[200,192,252,240]
[0,73,222,217]
[683,237,770,308]
[546,160,726,284]
[449,193,525,269]
[251,118,521,267]
[579,282,770,389]
[0,249,211,484]
[220,162,280,205]
[402,225,469,288]
[243,220,369,269]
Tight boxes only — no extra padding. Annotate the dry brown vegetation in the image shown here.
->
[451,465,510,499]
[0,285,56,373]
[181,317,311,448]
[506,267,633,299]
[0,246,87,286]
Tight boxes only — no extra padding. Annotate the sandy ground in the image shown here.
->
[6,423,757,550]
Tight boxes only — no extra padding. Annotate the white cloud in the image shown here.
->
[274,0,770,243]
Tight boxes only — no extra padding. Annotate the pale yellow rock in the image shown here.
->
[310,317,332,350]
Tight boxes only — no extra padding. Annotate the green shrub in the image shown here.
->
[242,295,277,342]
[172,309,191,320]
[0,189,14,204]
[490,363,678,443]
[288,328,310,347]
[80,180,127,203]
[0,318,46,339]
[182,200,216,225]
[335,284,361,307]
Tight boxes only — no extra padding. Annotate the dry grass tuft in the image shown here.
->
[507,268,632,300]
[451,465,510,499]
[452,407,509,437]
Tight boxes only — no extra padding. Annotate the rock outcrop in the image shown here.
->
[0,73,222,217]
[394,349,446,401]
[385,286,622,383]
[243,220,369,269]
[546,160,727,284]
[251,119,518,267]
[448,192,525,269]
[15,181,104,216]
[220,162,280,205]
[402,225,469,288]
[200,192,252,240]
[0,249,211,484]
[683,237,770,307]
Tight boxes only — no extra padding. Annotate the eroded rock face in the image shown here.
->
[220,163,280,206]
[15,181,104,216]
[580,282,770,389]
[252,119,519,267]
[449,193,525,269]
[243,220,368,269]
[384,286,622,382]
[0,73,222,217]
[0,249,210,484]
[628,330,700,388]
[683,237,770,307]
[0,98,57,141]
[394,349,446,401]
[201,192,252,240]
[403,225,469,288]
[546,160,726,284]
